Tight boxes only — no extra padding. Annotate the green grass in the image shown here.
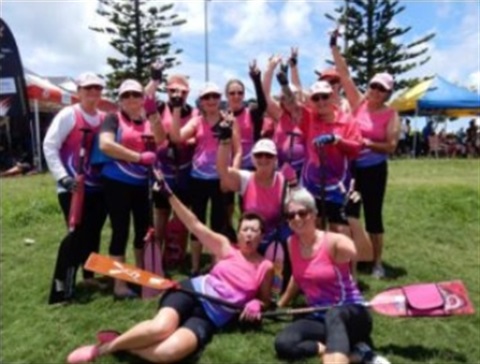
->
[1,159,479,363]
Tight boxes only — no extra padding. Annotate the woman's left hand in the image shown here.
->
[240,299,263,321]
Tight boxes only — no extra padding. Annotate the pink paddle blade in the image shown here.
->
[142,228,164,299]
[163,217,188,269]
[370,280,475,317]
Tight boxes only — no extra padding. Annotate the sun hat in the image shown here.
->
[199,82,221,98]
[251,138,277,156]
[118,79,143,96]
[76,72,105,88]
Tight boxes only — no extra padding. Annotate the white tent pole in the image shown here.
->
[34,99,42,171]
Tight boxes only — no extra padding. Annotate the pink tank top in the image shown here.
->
[191,246,272,327]
[289,233,363,308]
[191,115,222,179]
[242,172,285,234]
[59,105,103,190]
[236,108,255,169]
[355,101,395,167]
[273,111,305,174]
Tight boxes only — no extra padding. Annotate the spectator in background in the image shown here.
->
[466,119,479,157]
[422,120,434,156]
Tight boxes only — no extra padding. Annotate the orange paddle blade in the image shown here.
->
[84,253,175,290]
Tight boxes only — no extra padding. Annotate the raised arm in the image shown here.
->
[262,55,283,120]
[330,29,363,111]
[364,111,401,154]
[145,60,165,97]
[230,115,243,169]
[249,60,267,114]
[143,96,166,145]
[288,47,302,91]
[156,175,231,259]
[216,119,242,192]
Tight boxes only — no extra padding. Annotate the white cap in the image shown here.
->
[369,72,394,91]
[76,72,105,88]
[118,79,143,96]
[251,138,277,156]
[199,82,221,98]
[309,80,333,95]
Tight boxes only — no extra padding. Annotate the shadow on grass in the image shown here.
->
[357,261,408,280]
[380,343,467,362]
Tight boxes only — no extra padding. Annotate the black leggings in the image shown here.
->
[274,305,372,360]
[355,161,388,234]
[190,178,228,238]
[159,280,216,351]
[103,177,150,256]
[58,190,107,279]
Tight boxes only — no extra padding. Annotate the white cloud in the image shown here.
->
[279,0,313,38]
[467,71,480,92]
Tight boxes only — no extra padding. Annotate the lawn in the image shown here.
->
[1,159,479,364]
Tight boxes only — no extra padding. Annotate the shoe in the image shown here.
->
[96,330,121,344]
[113,289,139,301]
[371,265,386,279]
[351,342,391,364]
[67,344,99,364]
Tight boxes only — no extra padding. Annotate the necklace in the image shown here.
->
[299,231,319,256]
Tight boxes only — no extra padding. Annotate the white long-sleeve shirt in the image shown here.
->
[43,104,102,193]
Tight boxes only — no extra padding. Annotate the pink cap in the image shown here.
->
[369,73,394,91]
[167,74,189,91]
[319,67,340,80]
[118,79,143,96]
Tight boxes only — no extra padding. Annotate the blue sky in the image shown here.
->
[2,0,479,131]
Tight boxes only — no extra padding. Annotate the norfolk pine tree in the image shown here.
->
[326,0,435,91]
[90,0,186,95]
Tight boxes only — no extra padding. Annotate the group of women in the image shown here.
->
[45,30,398,363]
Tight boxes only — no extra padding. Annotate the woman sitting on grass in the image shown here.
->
[67,174,273,364]
[274,188,389,364]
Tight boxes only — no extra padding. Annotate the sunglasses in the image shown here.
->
[253,152,275,159]
[369,83,388,93]
[228,90,244,97]
[121,91,143,99]
[82,85,103,91]
[286,209,310,221]
[327,79,340,86]
[311,93,331,102]
[168,88,187,95]
[201,93,221,101]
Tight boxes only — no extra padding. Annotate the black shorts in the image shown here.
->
[158,280,216,350]
[153,187,191,209]
[314,200,348,225]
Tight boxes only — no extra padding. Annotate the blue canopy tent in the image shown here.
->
[391,76,480,156]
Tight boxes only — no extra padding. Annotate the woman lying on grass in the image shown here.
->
[67,175,273,364]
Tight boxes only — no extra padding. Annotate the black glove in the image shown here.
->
[154,178,173,200]
[211,121,233,141]
[276,64,289,86]
[150,62,164,82]
[58,176,77,192]
[288,54,297,67]
[330,30,339,47]
[170,95,183,109]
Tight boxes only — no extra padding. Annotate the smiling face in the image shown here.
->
[78,85,103,106]
[310,92,334,115]
[237,216,264,255]
[119,90,144,115]
[367,82,391,104]
[199,92,221,113]
[286,201,316,234]
[252,152,276,173]
[226,80,245,111]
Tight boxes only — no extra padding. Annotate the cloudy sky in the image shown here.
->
[2,0,479,129]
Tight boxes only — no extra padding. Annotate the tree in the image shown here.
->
[90,0,186,94]
[326,0,435,91]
